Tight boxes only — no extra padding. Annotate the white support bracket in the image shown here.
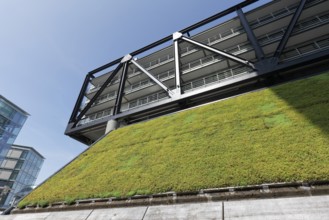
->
[121,54,133,63]
[130,59,174,98]
[173,32,183,96]
[181,36,256,69]
[173,32,183,41]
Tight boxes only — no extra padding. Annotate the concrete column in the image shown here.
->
[105,119,118,134]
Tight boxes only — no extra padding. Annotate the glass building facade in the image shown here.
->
[0,95,28,161]
[0,145,44,209]
[0,95,42,209]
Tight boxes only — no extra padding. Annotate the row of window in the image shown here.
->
[0,115,23,136]
[0,130,17,145]
[0,100,27,126]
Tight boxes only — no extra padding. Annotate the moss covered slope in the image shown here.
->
[22,73,329,206]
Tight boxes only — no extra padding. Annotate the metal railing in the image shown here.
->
[281,36,329,61]
[125,91,169,110]
[182,66,253,92]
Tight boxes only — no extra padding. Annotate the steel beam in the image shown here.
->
[69,74,91,123]
[273,0,307,59]
[131,59,174,98]
[236,8,264,60]
[113,62,129,115]
[173,32,182,95]
[180,35,256,69]
[73,63,123,127]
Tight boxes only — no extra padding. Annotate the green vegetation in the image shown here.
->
[20,73,329,206]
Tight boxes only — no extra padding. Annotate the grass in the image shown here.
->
[20,72,329,206]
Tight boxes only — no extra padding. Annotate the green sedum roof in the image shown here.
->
[20,72,329,207]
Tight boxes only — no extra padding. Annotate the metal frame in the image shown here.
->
[67,0,326,143]
[69,0,262,129]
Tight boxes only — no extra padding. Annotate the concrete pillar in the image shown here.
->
[105,119,118,134]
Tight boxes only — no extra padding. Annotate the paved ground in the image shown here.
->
[1,195,329,219]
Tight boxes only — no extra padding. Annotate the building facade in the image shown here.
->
[66,0,329,144]
[0,145,44,209]
[0,95,29,161]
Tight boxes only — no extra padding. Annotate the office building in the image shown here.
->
[0,95,28,160]
[66,0,329,144]
[0,145,44,209]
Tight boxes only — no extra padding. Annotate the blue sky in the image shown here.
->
[0,0,269,185]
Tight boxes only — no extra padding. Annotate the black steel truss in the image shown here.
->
[72,62,123,127]
[69,74,92,123]
[179,34,256,69]
[113,61,129,115]
[273,0,307,59]
[131,59,174,98]
[68,0,317,134]
[236,7,265,61]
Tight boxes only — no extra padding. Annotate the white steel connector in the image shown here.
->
[173,32,183,41]
[121,54,132,63]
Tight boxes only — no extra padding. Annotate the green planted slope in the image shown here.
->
[21,73,329,206]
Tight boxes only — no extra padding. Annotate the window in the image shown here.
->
[139,97,147,105]
[158,72,169,80]
[0,170,12,180]
[192,79,205,89]
[258,14,274,23]
[317,38,329,48]
[205,75,218,84]
[20,151,28,159]
[272,8,288,17]
[140,79,149,86]
[96,112,103,119]
[1,159,17,169]
[129,101,138,109]
[9,149,22,159]
[131,83,140,90]
[148,94,158,103]
[0,100,16,119]
[298,43,317,54]
[15,160,23,169]
[158,92,168,100]
[10,170,19,180]
[103,109,111,116]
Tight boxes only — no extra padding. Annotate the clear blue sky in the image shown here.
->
[0,0,269,185]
